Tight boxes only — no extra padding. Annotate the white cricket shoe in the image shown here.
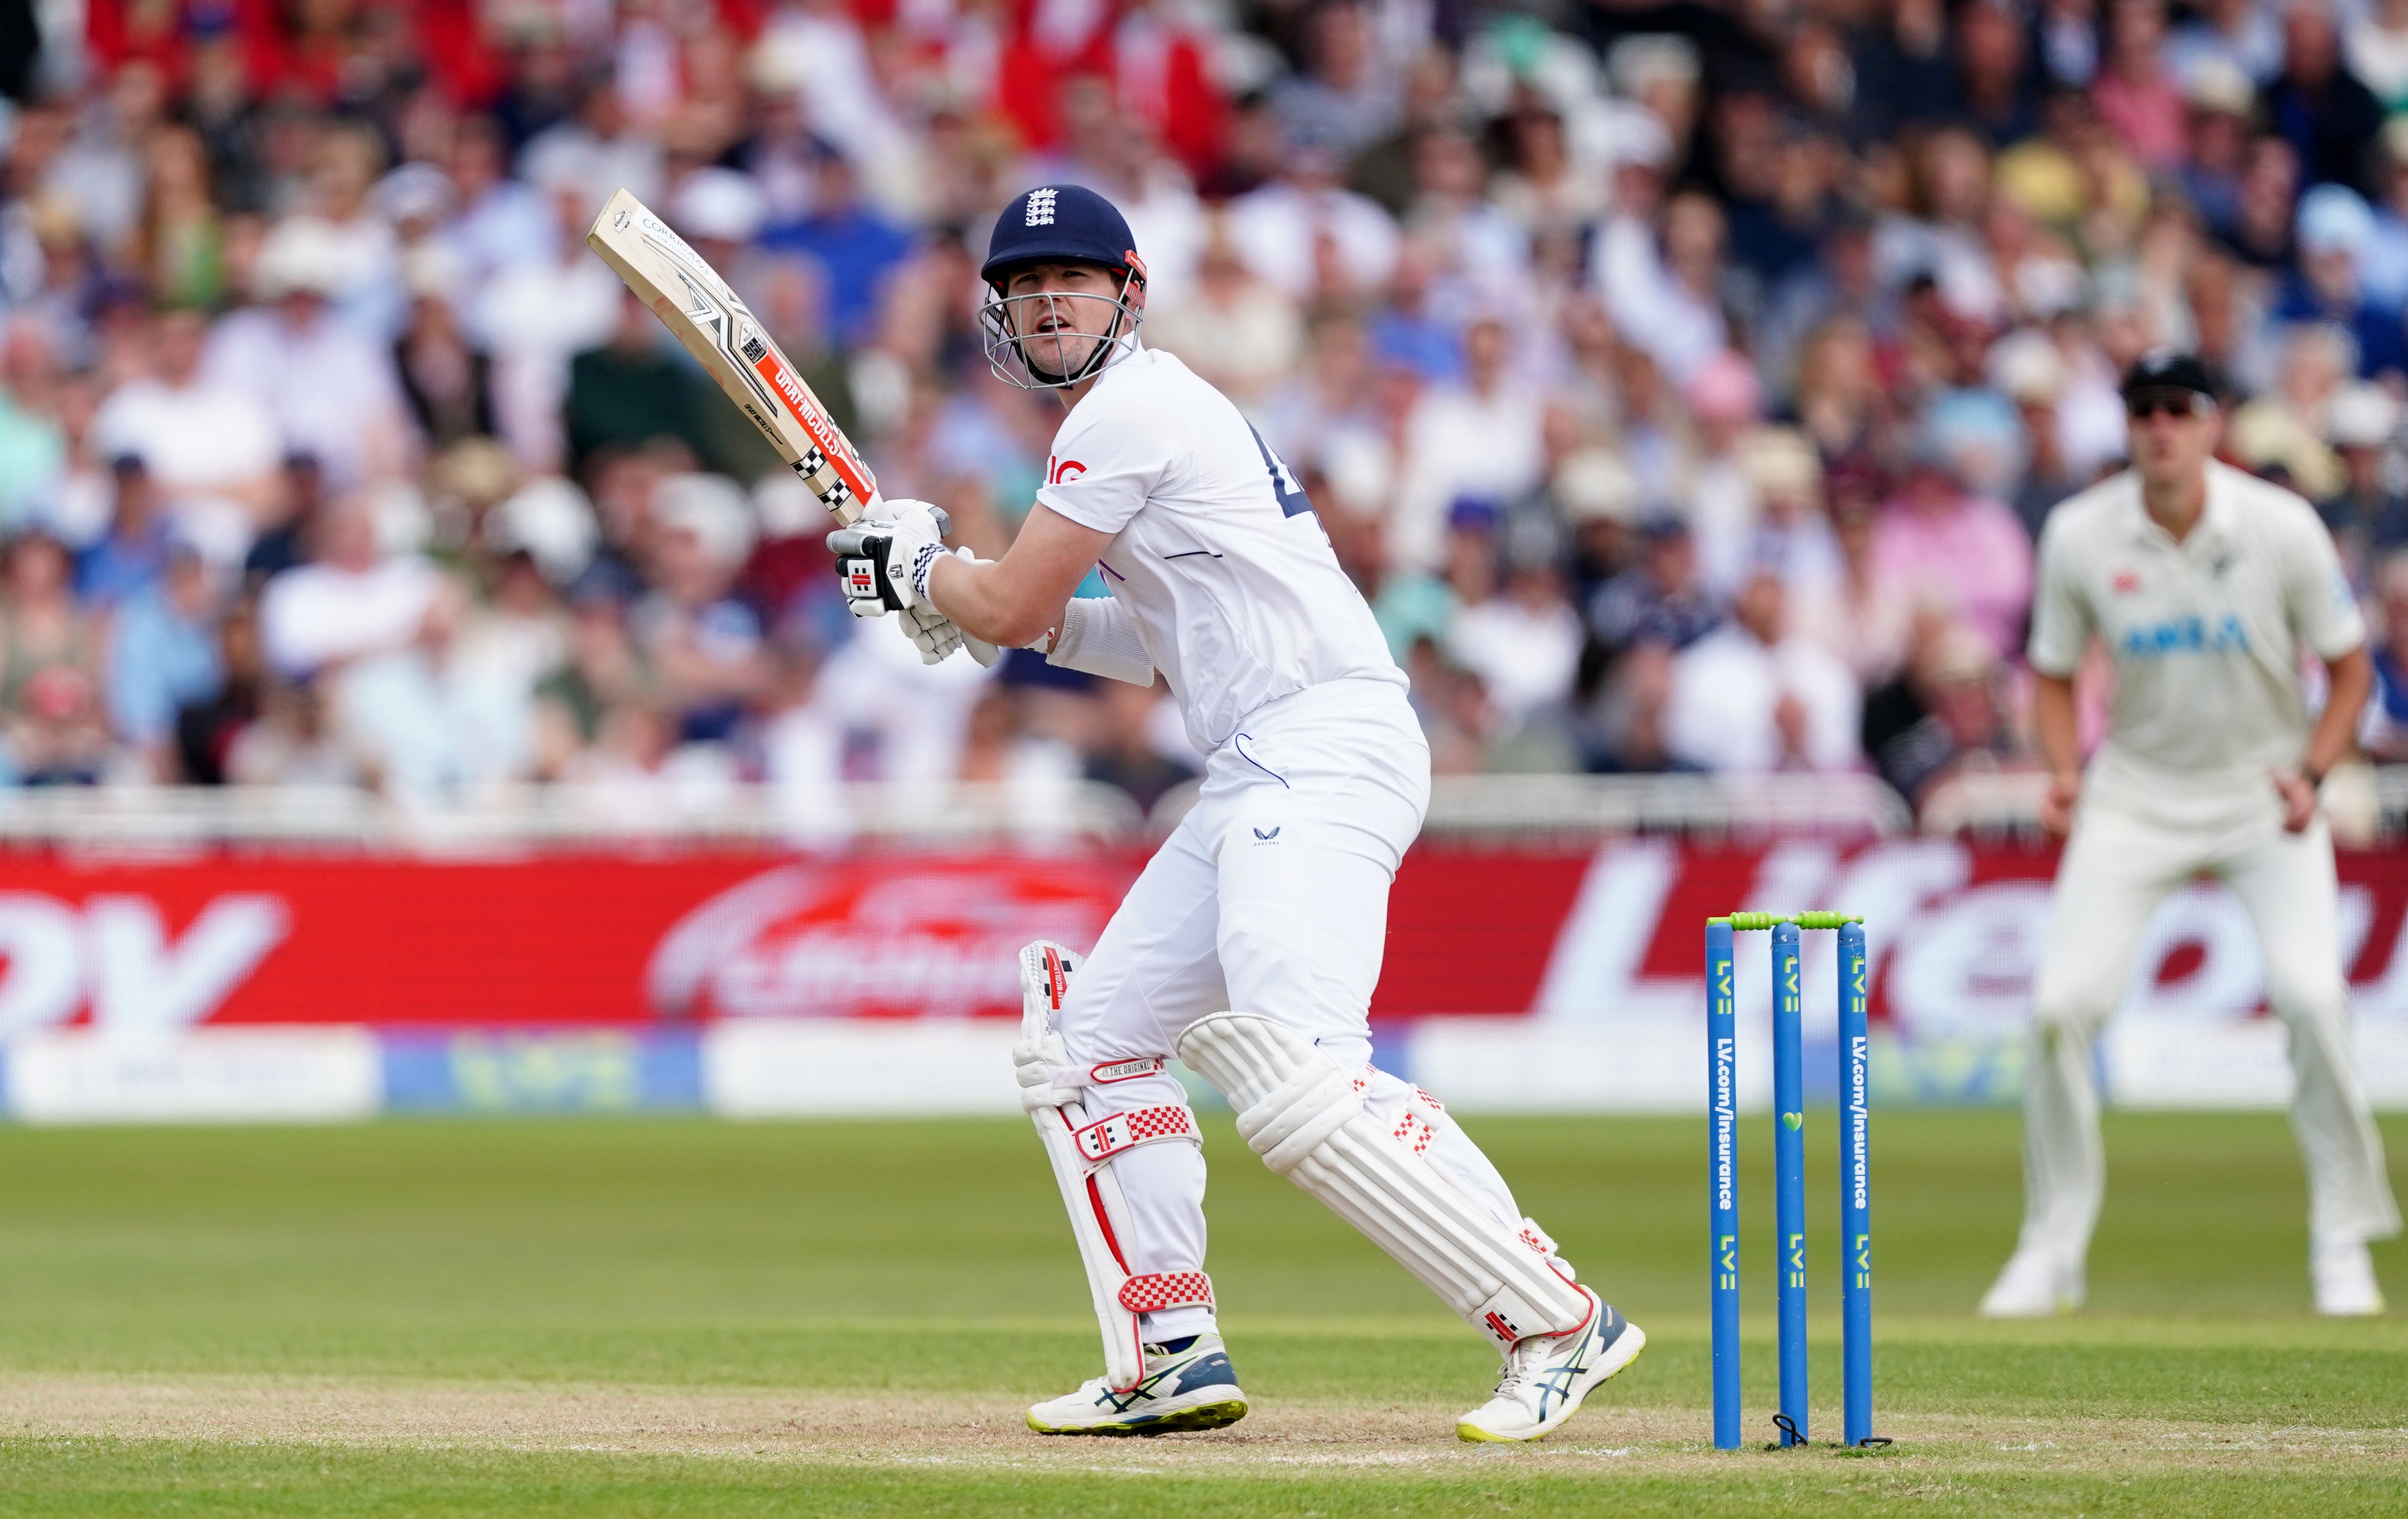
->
[1456,1288,1645,1443]
[2313,1238,2386,1316]
[1978,1247,2085,1317]
[1025,1333,1248,1435]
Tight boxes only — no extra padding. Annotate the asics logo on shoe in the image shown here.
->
[1532,1325,1598,1419]
[1094,1362,1176,1414]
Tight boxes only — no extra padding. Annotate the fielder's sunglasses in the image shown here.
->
[2125,389,2213,419]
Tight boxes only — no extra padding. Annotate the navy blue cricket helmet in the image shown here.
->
[980,184,1146,289]
[978,185,1148,389]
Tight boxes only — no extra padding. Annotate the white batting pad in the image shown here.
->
[1019,940,1205,1391]
[1176,1012,1590,1351]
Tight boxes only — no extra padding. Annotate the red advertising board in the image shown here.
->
[5,839,2408,1033]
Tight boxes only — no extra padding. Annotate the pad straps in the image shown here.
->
[1071,1102,1198,1170]
[1118,1271,1214,1315]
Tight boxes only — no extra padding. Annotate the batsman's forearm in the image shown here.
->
[2305,645,2373,778]
[925,554,1063,650]
[2032,671,2082,780]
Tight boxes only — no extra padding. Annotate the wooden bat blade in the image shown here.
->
[585,188,1002,670]
[585,187,875,525]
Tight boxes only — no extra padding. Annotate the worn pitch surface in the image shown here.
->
[1,1112,2403,1515]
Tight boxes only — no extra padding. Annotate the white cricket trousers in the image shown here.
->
[1053,678,1523,1342]
[2015,765,2401,1271]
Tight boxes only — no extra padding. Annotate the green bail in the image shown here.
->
[1705,911,1864,931]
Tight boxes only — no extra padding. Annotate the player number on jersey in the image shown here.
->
[1246,424,1316,520]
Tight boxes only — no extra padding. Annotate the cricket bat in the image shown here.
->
[586,187,998,664]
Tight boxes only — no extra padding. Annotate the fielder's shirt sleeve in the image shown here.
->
[2278,501,2368,660]
[2026,509,2094,679]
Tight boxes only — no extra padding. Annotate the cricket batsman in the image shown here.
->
[1983,352,2400,1318]
[825,185,1642,1437]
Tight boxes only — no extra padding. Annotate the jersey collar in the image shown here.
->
[2121,460,2241,551]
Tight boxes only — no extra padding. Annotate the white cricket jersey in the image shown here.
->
[1034,347,1405,753]
[2027,460,2365,784]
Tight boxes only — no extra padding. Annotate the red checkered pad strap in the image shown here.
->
[1072,1105,1197,1166]
[1117,1271,1214,1314]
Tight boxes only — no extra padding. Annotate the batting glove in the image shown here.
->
[900,601,968,664]
[829,498,950,616]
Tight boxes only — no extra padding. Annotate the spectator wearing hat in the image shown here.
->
[2177,59,2261,241]
[75,454,171,606]
[1732,428,1844,607]
[1446,516,1583,749]
[2320,380,2408,570]
[1990,333,2075,530]
[1686,353,1778,599]
[1587,514,1720,658]
[1664,564,1861,774]
[2275,185,2408,380]
[1861,614,2017,806]
[1552,447,1644,608]
[294,121,402,338]
[633,473,771,747]
[2229,325,2351,499]
[204,217,413,489]
[393,249,497,455]
[1144,228,1304,408]
[242,454,326,588]
[1373,496,1488,661]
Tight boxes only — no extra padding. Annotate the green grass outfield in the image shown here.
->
[0,1109,2403,1515]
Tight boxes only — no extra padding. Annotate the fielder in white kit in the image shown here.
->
[827,185,1642,1438]
[1984,352,2400,1319]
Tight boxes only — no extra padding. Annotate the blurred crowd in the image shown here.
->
[10,0,2408,818]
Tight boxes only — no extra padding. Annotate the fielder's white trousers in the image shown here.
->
[2015,762,2401,1270]
[1054,678,1523,1341]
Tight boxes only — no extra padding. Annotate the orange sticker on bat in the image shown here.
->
[752,347,872,495]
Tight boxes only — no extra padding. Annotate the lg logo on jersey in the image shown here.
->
[1048,457,1086,485]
